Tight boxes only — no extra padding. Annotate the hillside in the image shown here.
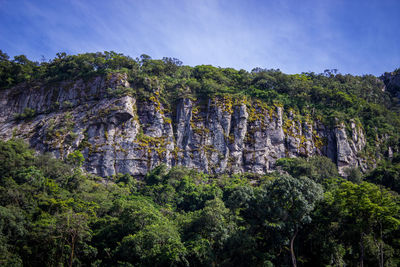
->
[0,51,399,177]
[0,51,400,266]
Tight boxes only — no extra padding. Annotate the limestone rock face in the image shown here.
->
[229,104,248,173]
[334,122,367,175]
[0,75,368,177]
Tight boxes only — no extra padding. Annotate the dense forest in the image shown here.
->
[0,51,400,266]
[0,139,399,266]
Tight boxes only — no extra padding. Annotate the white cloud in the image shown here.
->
[1,0,399,75]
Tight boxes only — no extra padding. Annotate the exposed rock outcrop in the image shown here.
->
[0,74,367,177]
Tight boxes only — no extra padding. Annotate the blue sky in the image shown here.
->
[0,0,399,75]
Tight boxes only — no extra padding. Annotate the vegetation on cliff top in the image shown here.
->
[0,139,399,266]
[1,50,399,158]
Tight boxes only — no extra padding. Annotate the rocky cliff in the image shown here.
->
[0,74,367,177]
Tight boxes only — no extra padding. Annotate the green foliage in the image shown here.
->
[0,139,34,179]
[0,50,139,88]
[141,165,222,212]
[324,181,400,266]
[66,150,84,167]
[0,137,399,266]
[344,167,363,184]
[14,108,36,120]
[116,222,187,266]
[365,156,400,193]
[276,156,339,186]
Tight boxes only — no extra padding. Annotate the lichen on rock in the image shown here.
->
[0,74,368,177]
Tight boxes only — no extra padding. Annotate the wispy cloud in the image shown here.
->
[0,0,399,75]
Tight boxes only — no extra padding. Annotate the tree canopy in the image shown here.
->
[0,139,399,266]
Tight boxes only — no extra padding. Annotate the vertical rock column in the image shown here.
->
[243,103,286,174]
[205,98,232,173]
[334,122,366,175]
[175,98,209,171]
[229,104,248,173]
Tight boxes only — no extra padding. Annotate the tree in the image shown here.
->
[0,206,26,266]
[255,175,323,267]
[365,159,400,193]
[56,211,92,267]
[325,181,400,267]
[181,198,237,266]
[115,222,187,266]
[66,150,84,168]
[276,156,339,185]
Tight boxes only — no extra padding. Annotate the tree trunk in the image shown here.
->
[374,235,384,267]
[378,187,384,267]
[379,222,384,267]
[69,235,76,267]
[290,226,299,267]
[359,233,364,267]
[379,242,384,267]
